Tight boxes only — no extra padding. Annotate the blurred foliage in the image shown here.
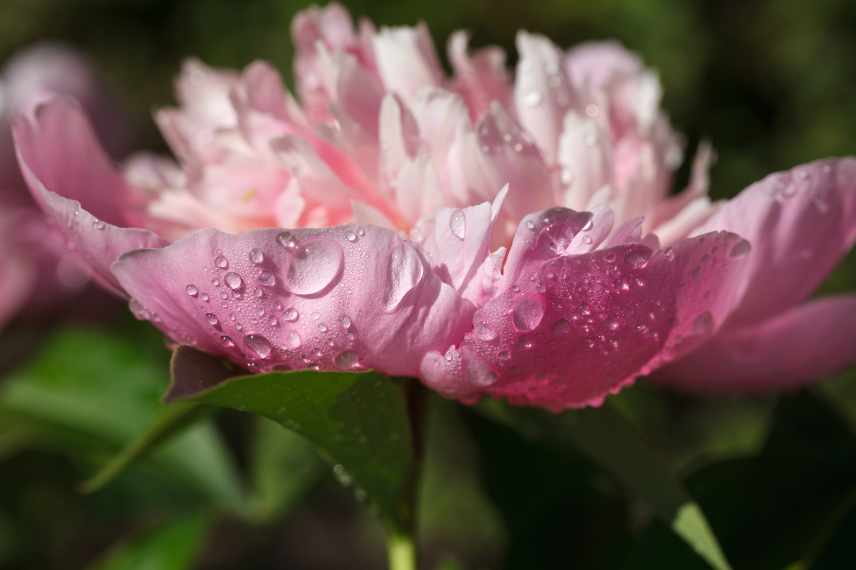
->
[1,0,856,569]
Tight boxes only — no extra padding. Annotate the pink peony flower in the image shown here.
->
[13,4,856,410]
[0,43,126,328]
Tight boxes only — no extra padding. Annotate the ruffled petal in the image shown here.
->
[694,158,856,328]
[111,225,473,377]
[13,99,165,296]
[657,295,856,392]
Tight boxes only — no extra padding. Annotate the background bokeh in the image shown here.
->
[1,1,855,569]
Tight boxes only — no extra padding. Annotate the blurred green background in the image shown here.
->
[1,1,855,569]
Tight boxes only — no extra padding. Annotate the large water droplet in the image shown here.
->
[449,209,467,240]
[284,240,344,296]
[729,239,751,258]
[214,255,229,269]
[335,350,359,369]
[512,296,545,332]
[245,334,273,359]
[385,244,425,309]
[224,272,244,291]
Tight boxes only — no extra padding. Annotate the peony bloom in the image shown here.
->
[0,43,126,328]
[13,4,856,410]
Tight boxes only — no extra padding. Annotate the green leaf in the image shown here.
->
[0,325,241,506]
[478,400,731,570]
[87,514,210,570]
[168,348,415,529]
[243,416,324,523]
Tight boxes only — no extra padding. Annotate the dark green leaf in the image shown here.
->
[169,348,415,528]
[0,326,241,506]
[87,515,210,570]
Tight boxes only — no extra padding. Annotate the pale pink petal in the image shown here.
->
[564,41,643,92]
[373,24,443,105]
[694,158,856,328]
[657,295,856,392]
[13,99,165,296]
[514,32,576,163]
[557,110,611,210]
[174,58,239,128]
[448,31,511,119]
[111,226,473,377]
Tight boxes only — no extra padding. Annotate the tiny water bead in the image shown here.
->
[340,315,352,329]
[245,334,273,359]
[729,239,752,258]
[474,322,498,341]
[257,271,276,287]
[345,231,358,243]
[221,335,235,348]
[249,248,264,264]
[283,307,299,322]
[334,350,359,369]
[185,284,199,297]
[449,209,467,240]
[214,254,229,269]
[205,313,219,327]
[276,231,299,251]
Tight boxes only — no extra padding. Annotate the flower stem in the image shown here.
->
[387,528,417,570]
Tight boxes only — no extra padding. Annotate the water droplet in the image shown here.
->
[284,241,344,296]
[200,293,210,302]
[258,271,276,287]
[93,220,106,230]
[286,331,302,348]
[205,313,219,327]
[524,90,543,107]
[357,228,366,237]
[345,231,358,243]
[221,335,235,348]
[214,255,229,269]
[129,299,151,321]
[341,316,352,329]
[474,322,497,341]
[245,334,273,359]
[319,323,328,333]
[560,168,574,185]
[385,245,425,309]
[185,284,199,297]
[283,307,299,322]
[552,319,571,335]
[249,248,264,264]
[335,350,359,369]
[449,209,467,240]
[512,297,545,332]
[625,249,651,269]
[729,239,751,258]
[224,272,244,291]
[276,231,299,251]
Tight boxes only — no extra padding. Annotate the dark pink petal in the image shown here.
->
[696,158,856,328]
[421,207,748,410]
[13,99,165,296]
[656,295,856,392]
[111,225,473,377]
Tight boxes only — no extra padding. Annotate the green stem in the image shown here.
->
[387,528,417,570]
[387,381,428,570]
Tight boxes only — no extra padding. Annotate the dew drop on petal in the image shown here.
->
[283,307,299,322]
[258,271,276,287]
[345,231,358,243]
[245,334,273,359]
[334,350,359,369]
[206,313,219,327]
[221,335,235,348]
[474,322,497,341]
[552,318,570,335]
[341,316,352,329]
[729,239,752,258]
[224,272,244,291]
[214,255,229,269]
[249,248,264,265]
[284,241,344,296]
[286,331,302,349]
[185,284,199,297]
[449,209,467,240]
[385,245,425,309]
[276,231,299,251]
[512,297,545,332]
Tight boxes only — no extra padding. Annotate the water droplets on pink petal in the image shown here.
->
[283,240,344,296]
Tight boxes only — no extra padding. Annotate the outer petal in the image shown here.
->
[112,226,473,377]
[657,295,856,392]
[448,31,511,119]
[13,99,165,295]
[694,158,856,328]
[421,207,748,410]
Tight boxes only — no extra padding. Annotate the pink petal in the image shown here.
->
[564,41,643,92]
[372,24,443,105]
[421,207,748,411]
[111,225,473,377]
[695,158,856,328]
[448,31,511,119]
[13,99,165,296]
[656,295,856,392]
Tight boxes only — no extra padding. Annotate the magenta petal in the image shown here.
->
[111,226,473,377]
[13,99,165,296]
[422,208,748,411]
[657,295,856,392]
[697,158,856,328]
